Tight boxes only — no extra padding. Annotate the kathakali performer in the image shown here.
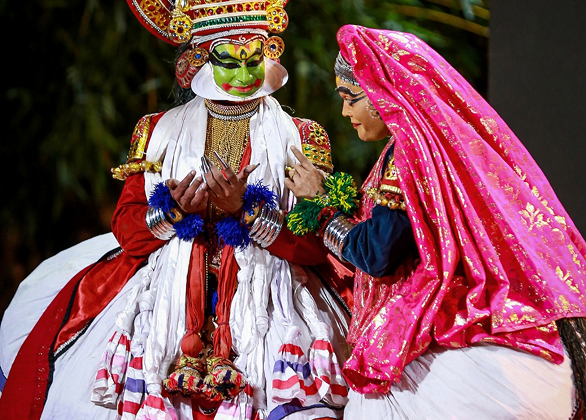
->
[0,2,353,420]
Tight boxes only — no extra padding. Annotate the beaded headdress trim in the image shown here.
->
[334,52,359,87]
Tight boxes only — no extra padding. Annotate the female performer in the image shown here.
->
[285,24,586,419]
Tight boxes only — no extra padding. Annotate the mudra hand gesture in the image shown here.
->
[167,171,209,215]
[201,152,259,215]
[285,145,327,199]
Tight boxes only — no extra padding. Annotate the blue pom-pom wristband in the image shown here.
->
[217,181,278,249]
[216,217,251,249]
[243,181,278,212]
[148,182,176,213]
[175,213,204,241]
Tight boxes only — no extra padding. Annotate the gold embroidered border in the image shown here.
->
[302,144,333,173]
[127,115,154,162]
[111,161,162,181]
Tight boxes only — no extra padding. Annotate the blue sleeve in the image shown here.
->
[341,205,416,277]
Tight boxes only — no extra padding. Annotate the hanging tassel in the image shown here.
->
[119,356,147,420]
[201,356,247,401]
[308,326,348,407]
[271,326,318,405]
[215,383,255,420]
[163,354,206,396]
[92,330,132,408]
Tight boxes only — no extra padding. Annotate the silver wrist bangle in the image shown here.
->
[323,214,356,259]
[146,206,176,240]
[249,204,284,248]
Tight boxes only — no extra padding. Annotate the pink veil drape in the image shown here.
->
[337,24,586,394]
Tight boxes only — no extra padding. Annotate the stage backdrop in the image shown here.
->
[488,0,586,235]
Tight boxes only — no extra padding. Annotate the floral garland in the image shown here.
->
[148,180,278,248]
[286,172,360,236]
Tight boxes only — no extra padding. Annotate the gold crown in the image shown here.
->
[165,0,289,44]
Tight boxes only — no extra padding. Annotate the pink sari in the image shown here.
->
[337,25,586,394]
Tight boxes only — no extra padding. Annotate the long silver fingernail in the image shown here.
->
[204,155,216,169]
[195,177,205,191]
[213,151,229,169]
[201,156,210,173]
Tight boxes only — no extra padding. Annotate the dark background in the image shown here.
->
[6,1,584,323]
[0,0,490,320]
[488,1,586,236]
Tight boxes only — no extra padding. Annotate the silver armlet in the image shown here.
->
[146,206,176,240]
[249,204,284,248]
[323,214,356,259]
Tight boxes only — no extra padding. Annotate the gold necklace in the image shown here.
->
[204,99,259,224]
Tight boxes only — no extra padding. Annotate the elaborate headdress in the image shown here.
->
[127,0,290,96]
[334,51,359,86]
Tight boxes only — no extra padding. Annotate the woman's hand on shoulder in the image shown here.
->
[284,145,327,199]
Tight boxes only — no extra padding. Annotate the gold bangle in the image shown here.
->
[166,208,184,224]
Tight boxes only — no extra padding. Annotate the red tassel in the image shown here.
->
[201,357,247,401]
[180,330,204,357]
[163,355,206,396]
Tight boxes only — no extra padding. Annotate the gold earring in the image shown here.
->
[263,37,285,60]
[187,47,209,67]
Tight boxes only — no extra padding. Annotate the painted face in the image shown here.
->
[210,39,265,98]
[335,77,390,142]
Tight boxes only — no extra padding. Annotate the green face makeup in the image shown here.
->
[210,40,266,97]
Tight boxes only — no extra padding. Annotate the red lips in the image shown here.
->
[223,78,263,93]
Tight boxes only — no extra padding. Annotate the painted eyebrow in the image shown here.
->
[335,86,363,97]
[213,50,237,60]
[212,48,263,61]
[248,48,263,57]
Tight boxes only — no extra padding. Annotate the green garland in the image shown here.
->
[286,172,359,236]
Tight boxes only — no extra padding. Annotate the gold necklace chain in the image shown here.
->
[205,98,261,121]
[204,101,256,225]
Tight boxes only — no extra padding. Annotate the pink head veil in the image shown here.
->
[337,24,586,394]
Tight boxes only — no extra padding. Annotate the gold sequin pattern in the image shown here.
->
[127,114,154,162]
[133,0,172,39]
[111,160,162,181]
[301,144,333,173]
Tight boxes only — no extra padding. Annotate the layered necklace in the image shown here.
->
[204,98,260,173]
[203,98,261,277]
[204,98,261,221]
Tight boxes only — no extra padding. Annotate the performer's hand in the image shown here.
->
[202,153,259,215]
[285,146,327,199]
[167,170,209,215]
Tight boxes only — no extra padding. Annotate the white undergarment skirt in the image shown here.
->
[344,342,576,420]
[0,233,120,376]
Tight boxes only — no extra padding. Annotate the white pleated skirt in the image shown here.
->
[345,342,576,420]
[1,232,577,419]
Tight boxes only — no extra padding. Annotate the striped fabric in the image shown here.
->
[134,394,168,420]
[267,400,343,420]
[119,356,147,419]
[272,329,320,405]
[308,339,348,407]
[215,383,255,420]
[91,331,132,408]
